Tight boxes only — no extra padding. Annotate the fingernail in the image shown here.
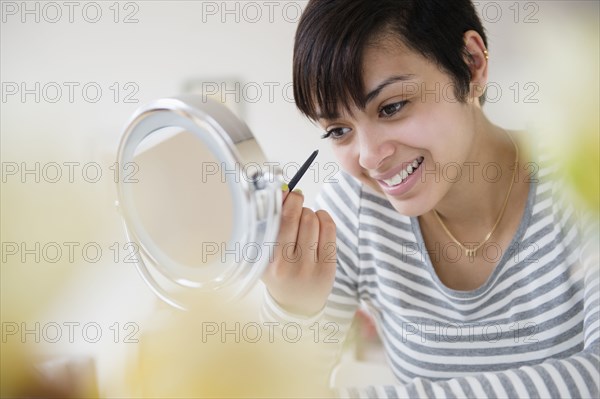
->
[293,188,303,195]
[281,183,289,192]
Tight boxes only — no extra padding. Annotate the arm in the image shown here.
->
[260,175,363,385]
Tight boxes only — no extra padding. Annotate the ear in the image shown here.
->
[463,30,489,102]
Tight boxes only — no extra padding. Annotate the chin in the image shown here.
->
[363,179,433,217]
[386,197,430,217]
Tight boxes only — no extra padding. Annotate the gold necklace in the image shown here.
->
[433,131,519,261]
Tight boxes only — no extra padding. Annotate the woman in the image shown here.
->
[262,0,599,397]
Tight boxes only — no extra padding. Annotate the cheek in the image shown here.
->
[404,103,470,161]
[394,116,433,148]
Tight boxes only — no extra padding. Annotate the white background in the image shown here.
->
[1,1,598,396]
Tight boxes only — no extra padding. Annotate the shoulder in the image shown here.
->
[522,131,586,256]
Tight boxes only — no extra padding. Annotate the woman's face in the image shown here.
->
[318,37,479,217]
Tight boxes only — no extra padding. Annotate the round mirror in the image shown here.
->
[116,95,283,310]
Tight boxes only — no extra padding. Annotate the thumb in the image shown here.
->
[282,183,290,202]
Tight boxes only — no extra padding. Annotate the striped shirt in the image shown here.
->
[263,152,599,398]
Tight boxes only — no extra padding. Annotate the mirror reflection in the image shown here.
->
[131,128,233,277]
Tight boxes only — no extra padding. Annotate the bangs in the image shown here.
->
[292,2,394,121]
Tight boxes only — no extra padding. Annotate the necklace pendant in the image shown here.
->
[466,248,476,261]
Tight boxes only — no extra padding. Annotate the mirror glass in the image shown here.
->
[131,127,234,280]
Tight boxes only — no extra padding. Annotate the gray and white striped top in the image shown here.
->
[264,154,599,398]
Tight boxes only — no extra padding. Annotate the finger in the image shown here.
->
[282,188,302,203]
[280,182,292,203]
[296,207,320,260]
[315,210,337,263]
[277,190,305,246]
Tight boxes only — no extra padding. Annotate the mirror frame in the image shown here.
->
[116,95,282,310]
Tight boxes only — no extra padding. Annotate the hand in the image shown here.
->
[262,189,337,316]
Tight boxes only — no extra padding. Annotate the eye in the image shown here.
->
[321,127,351,141]
[378,100,408,118]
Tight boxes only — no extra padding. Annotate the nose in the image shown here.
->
[357,128,395,171]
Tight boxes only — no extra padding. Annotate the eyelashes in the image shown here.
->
[321,100,409,141]
[321,127,350,141]
[379,100,408,118]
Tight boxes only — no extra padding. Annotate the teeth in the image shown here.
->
[383,157,423,186]
[388,174,403,186]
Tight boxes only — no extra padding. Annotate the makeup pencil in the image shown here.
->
[286,149,319,192]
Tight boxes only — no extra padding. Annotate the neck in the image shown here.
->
[432,114,518,236]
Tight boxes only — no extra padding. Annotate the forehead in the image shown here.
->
[361,36,429,89]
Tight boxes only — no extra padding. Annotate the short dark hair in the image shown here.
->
[292,0,488,121]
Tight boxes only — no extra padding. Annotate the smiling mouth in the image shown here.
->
[379,156,424,187]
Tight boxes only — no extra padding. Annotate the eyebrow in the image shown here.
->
[364,74,416,105]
